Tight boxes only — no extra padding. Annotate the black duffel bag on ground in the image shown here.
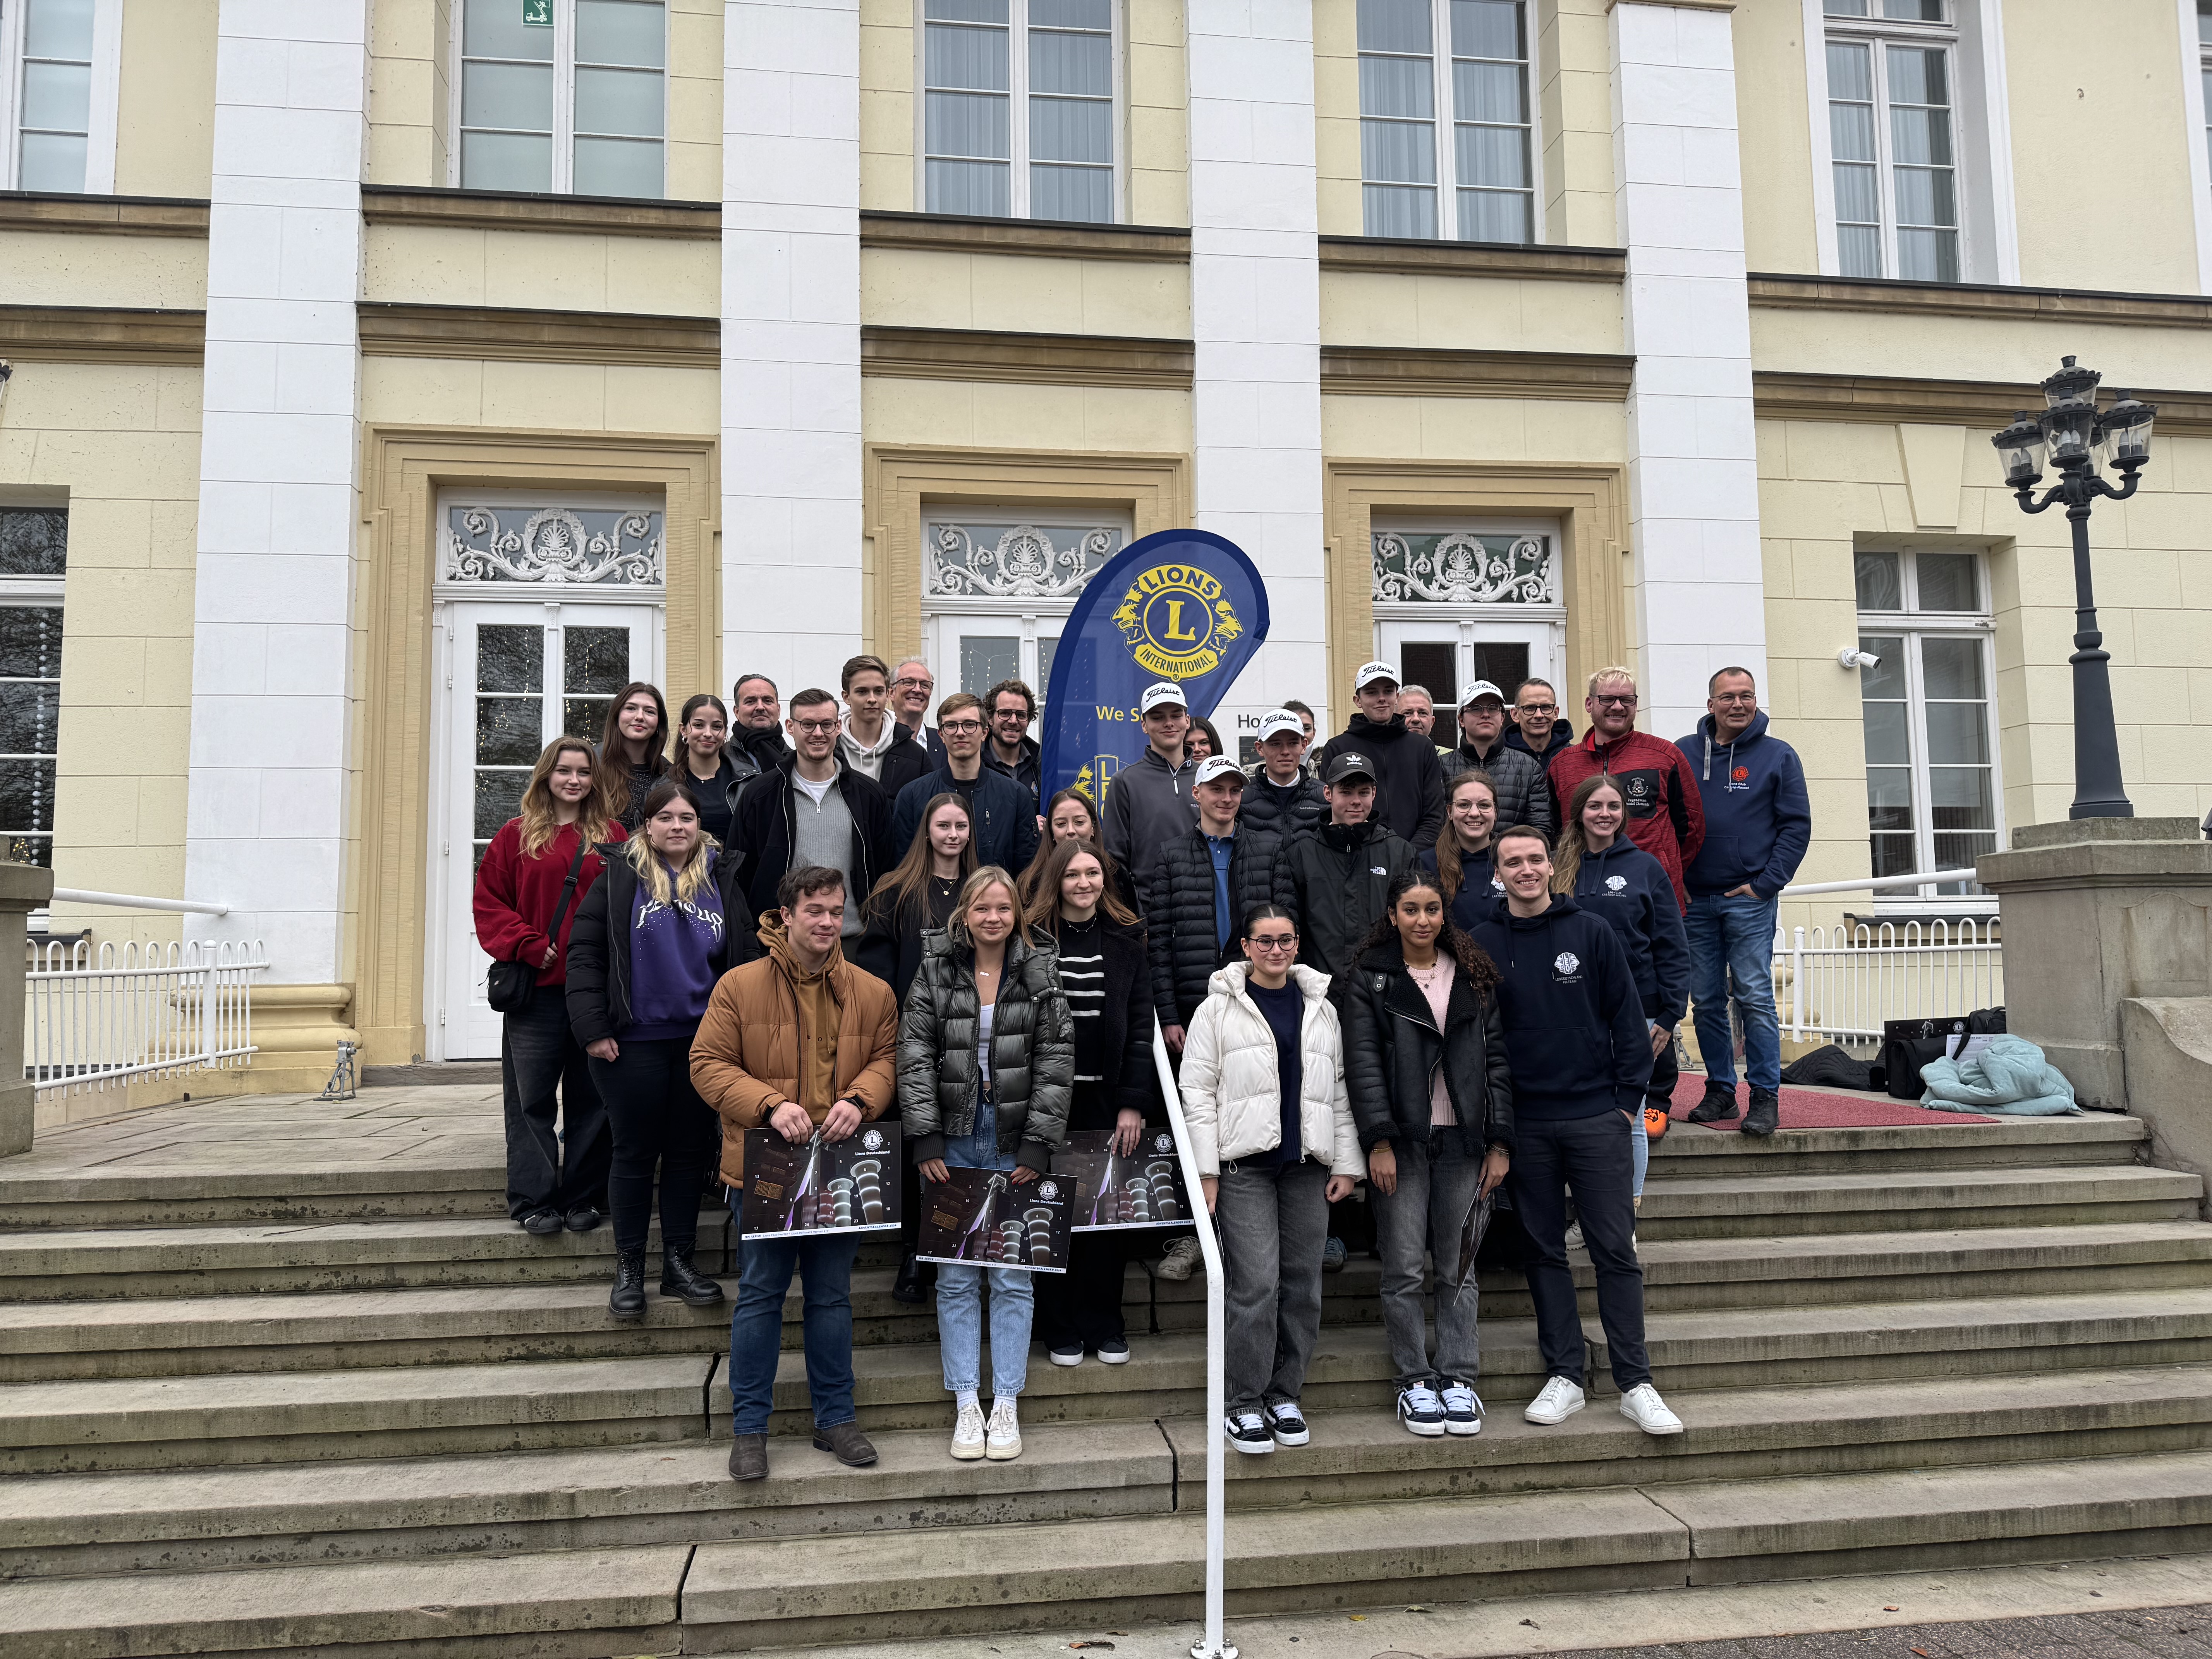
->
[1881,1006,2005,1100]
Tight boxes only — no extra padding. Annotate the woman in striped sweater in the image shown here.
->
[1023,836,1154,1366]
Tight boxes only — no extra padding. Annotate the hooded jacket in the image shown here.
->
[1272,819,1417,984]
[1315,714,1446,849]
[1676,710,1812,900]
[1470,895,1652,1121]
[1178,962,1362,1178]
[839,720,935,802]
[726,756,895,939]
[1341,937,1515,1158]
[890,763,1041,875]
[983,732,1042,803]
[1238,769,1325,842]
[1547,728,1706,911]
[1142,824,1288,1025]
[1565,838,1690,1029]
[564,848,760,1046]
[687,913,900,1185]
[1502,716,1574,767]
[1101,744,1199,891]
[1439,738,1556,840]
[896,927,1074,1172]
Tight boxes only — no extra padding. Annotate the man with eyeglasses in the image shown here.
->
[728,689,893,947]
[982,677,1042,804]
[888,656,948,764]
[889,691,1040,874]
[837,654,934,801]
[1440,680,1556,839]
[1675,668,1810,1137]
[1503,678,1574,768]
[1547,667,1705,914]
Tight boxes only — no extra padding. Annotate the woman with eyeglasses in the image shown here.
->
[1180,903,1362,1456]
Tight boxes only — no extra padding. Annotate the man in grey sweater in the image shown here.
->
[727,689,893,943]
[1102,680,1199,900]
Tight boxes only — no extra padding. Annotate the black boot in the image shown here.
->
[1686,1081,1740,1123]
[608,1249,647,1322]
[1742,1087,1781,1138]
[891,1250,934,1305]
[659,1244,725,1306]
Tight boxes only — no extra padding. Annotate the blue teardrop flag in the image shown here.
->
[1039,528,1270,803]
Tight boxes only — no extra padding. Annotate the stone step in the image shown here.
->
[0,1165,510,1231]
[1648,1112,2147,1176]
[1634,1161,2201,1238]
[10,1221,2210,1381]
[5,1366,2206,1581]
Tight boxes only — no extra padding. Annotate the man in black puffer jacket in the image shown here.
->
[1314,661,1446,849]
[1240,707,1325,842]
[1273,751,1416,987]
[1438,680,1556,839]
[1144,757,1287,1049]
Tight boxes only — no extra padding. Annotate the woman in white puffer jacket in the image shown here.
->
[1180,902,1363,1456]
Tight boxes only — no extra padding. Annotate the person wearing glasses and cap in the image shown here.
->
[1314,661,1447,850]
[1439,680,1556,840]
[1239,708,1325,843]
[1101,680,1200,895]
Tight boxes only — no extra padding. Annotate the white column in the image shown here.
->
[1610,0,1765,741]
[1186,0,1328,733]
[183,0,371,981]
[721,0,863,699]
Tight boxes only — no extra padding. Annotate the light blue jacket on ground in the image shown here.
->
[1919,1035,2079,1115]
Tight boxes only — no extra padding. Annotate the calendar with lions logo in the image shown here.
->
[740,1123,902,1239]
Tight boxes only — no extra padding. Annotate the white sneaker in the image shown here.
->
[1158,1237,1203,1281]
[1618,1383,1683,1436]
[984,1397,1022,1460]
[950,1401,987,1460]
[1563,1222,1586,1252]
[1524,1376,1586,1425]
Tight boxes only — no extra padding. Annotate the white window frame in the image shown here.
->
[448,0,670,198]
[912,0,1125,224]
[2185,0,2212,294]
[1853,546,2002,913]
[1355,0,1542,245]
[917,507,1132,700]
[0,505,67,874]
[0,0,122,194]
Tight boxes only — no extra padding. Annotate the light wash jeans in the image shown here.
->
[932,1091,1036,1398]
[1629,1111,1649,1201]
[1686,891,1782,1094]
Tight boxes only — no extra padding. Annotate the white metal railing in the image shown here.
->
[1780,868,1979,898]
[1151,1014,1236,1659]
[1774,920,2003,1044]
[47,887,232,916]
[26,939,266,1099]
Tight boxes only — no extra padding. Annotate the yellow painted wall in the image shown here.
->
[1733,0,1819,275]
[860,0,914,213]
[862,375,1192,457]
[358,356,719,434]
[861,246,1191,337]
[114,0,217,199]
[1750,306,2212,397]
[362,224,720,315]
[0,234,207,311]
[1321,390,1624,467]
[666,0,724,201]
[1313,0,1360,237]
[1319,269,1623,352]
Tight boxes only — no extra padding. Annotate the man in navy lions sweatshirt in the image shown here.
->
[1472,824,1682,1437]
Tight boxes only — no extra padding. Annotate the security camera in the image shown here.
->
[1838,648,1880,670]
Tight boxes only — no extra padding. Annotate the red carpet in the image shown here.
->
[1666,1073,1995,1130]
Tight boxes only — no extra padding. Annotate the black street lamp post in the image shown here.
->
[1992,356,2157,820]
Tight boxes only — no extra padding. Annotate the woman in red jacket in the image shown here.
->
[474,737,627,1235]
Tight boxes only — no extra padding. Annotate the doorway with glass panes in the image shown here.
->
[1371,518,1565,733]
[920,508,1130,706]
[427,498,667,1060]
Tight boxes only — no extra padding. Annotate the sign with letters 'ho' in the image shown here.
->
[1038,528,1271,803]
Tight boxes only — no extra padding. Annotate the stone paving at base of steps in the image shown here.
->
[1540,1605,2212,1656]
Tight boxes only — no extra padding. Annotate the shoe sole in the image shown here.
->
[1156,1267,1195,1282]
[1398,1414,1448,1438]
[1230,1436,1276,1455]
[985,1442,1022,1461]
[1622,1409,1685,1436]
[1048,1351,1084,1367]
[728,1465,767,1482]
[660,1287,725,1306]
[564,1219,601,1233]
[1686,1107,1738,1123]
[1269,1428,1310,1447]
[950,1442,987,1462]
[1444,1419,1482,1437]
[607,1308,645,1324]
[1741,1122,1778,1138]
[1524,1398,1585,1425]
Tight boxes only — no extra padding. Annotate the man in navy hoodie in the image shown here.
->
[1472,824,1683,1437]
[1676,669,1811,1138]
[1502,677,1575,768]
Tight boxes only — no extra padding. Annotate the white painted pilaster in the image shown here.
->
[1610,0,1765,741]
[720,0,864,699]
[183,0,371,981]
[1186,0,1328,734]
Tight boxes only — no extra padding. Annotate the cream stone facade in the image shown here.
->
[3,0,2210,1113]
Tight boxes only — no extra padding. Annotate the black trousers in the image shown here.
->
[1034,1232,1129,1349]
[590,1035,716,1256]
[500,993,609,1220]
[1509,1111,1650,1392]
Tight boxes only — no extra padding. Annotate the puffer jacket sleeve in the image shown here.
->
[1480,986,1515,1152]
[1340,967,1396,1152]
[897,960,948,1162]
[1142,856,1180,1025]
[1314,998,1365,1179]
[845,972,901,1118]
[1016,967,1074,1171]
[1525,753,1558,840]
[563,876,616,1047]
[1178,994,1226,1177]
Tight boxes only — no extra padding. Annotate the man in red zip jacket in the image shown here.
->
[1547,666,1705,913]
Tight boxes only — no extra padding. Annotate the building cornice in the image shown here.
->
[1752,370,2212,437]
[0,304,205,362]
[860,211,1191,263]
[355,302,717,366]
[0,191,210,237]
[1319,235,1626,282]
[360,185,721,239]
[1749,270,2212,330]
[1322,345,1635,400]
[860,325,1194,388]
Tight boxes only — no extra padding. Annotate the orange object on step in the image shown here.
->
[1644,1104,1670,1141]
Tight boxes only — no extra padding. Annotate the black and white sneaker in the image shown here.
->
[1266,1400,1310,1447]
[1396,1382,1447,1437]
[519,1208,562,1236]
[1226,1410,1274,1455]
[1095,1337,1131,1364]
[1439,1379,1484,1437]
[1048,1343,1084,1367]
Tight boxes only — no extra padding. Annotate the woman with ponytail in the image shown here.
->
[1419,769,1505,931]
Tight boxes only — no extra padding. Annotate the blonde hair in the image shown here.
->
[517,738,618,858]
[625,776,717,905]
[1551,774,1625,894]
[1585,665,1638,697]
[951,865,1022,941]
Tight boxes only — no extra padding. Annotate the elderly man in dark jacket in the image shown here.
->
[1439,680,1555,839]
[1144,757,1288,1050]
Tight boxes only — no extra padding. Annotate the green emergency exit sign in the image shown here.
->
[522,0,552,24]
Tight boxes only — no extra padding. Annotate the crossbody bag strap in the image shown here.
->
[545,835,591,944]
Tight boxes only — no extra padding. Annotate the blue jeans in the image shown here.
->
[1629,1111,1648,1200]
[725,1194,860,1436]
[1686,892,1781,1093]
[933,1092,1035,1397]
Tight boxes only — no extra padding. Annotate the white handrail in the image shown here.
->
[48,887,232,917]
[1780,869,1978,898]
[1152,1013,1236,1659]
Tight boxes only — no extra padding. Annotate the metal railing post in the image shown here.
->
[1790,926,1805,1042]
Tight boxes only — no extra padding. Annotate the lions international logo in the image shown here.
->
[861,1128,885,1152]
[1553,952,1581,975]
[1111,563,1243,678]
[1605,875,1627,893]
[1038,1180,1061,1200]
[1153,1133,1174,1152]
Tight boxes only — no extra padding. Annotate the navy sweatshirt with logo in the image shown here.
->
[1674,710,1812,900]
[1569,838,1689,1029]
[1471,895,1652,1120]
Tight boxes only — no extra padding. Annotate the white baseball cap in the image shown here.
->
[1139,681,1188,716]
[1353,660,1398,691]
[1460,680,1506,707]
[1194,756,1245,787]
[1256,708,1304,741]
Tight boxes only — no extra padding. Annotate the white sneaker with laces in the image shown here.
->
[1618,1382,1683,1436]
[1439,1379,1484,1437]
[1396,1382,1447,1437]
[950,1401,988,1460]
[1226,1410,1274,1454]
[1523,1376,1586,1425]
[984,1398,1022,1460]
[1158,1237,1202,1281]
[1563,1221,1586,1252]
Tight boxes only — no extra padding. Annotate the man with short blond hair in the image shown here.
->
[1546,667,1705,912]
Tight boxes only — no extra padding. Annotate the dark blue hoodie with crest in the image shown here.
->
[1471,894,1652,1121]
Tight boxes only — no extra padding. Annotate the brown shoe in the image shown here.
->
[812,1421,877,1467]
[727,1433,768,1482]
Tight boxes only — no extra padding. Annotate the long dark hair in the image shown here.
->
[867,791,975,927]
[1347,867,1499,991]
[1187,716,1224,761]
[1434,769,1498,900]
[1021,835,1139,934]
[1018,786,1104,906]
[598,680,670,818]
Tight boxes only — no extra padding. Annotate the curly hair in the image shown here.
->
[1345,866,1500,992]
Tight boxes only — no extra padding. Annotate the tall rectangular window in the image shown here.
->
[0,508,64,869]
[456,0,666,198]
[1357,0,1534,244]
[1824,0,1959,282]
[2200,1,2212,177]
[922,0,1115,224]
[3,0,119,193]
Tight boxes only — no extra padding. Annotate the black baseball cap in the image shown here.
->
[1323,751,1377,786]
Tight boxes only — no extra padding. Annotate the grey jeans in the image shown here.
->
[1216,1156,1329,1415]
[1370,1132,1484,1387]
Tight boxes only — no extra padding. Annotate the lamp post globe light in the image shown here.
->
[1991,355,2157,819]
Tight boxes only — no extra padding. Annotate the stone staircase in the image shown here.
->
[2,1106,2211,1656]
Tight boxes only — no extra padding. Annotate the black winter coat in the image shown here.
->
[1342,938,1516,1158]
[1315,714,1446,849]
[1239,771,1324,842]
[896,929,1074,1173]
[1041,914,1158,1128]
[873,728,938,804]
[1439,740,1557,840]
[852,874,960,1005]
[727,758,895,938]
[564,851,761,1045]
[1142,826,1286,1024]
[1273,821,1417,985]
